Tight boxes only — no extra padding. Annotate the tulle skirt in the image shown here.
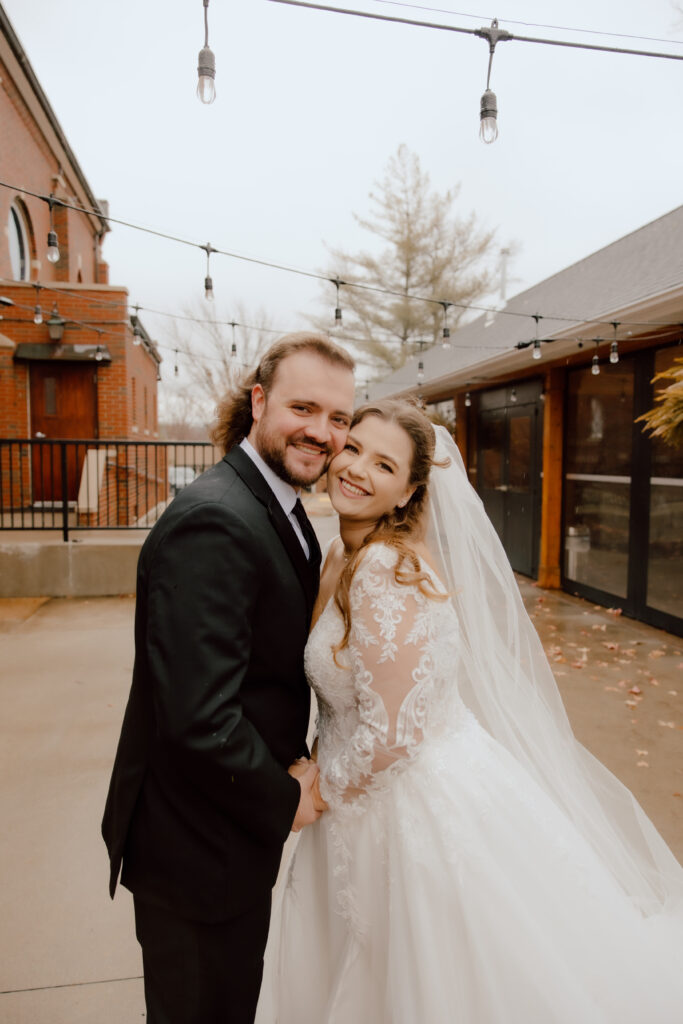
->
[256,712,683,1023]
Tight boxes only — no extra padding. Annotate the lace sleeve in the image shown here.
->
[321,544,441,801]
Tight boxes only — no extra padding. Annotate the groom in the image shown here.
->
[102,332,355,1023]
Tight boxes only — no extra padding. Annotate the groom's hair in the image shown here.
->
[211,332,355,454]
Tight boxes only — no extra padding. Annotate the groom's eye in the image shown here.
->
[344,443,358,453]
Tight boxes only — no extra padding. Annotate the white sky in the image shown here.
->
[3,0,683,397]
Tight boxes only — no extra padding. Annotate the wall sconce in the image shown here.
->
[47,305,66,342]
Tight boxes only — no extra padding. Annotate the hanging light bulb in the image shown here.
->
[479,90,499,144]
[465,391,472,408]
[174,350,179,377]
[95,345,103,362]
[510,388,517,403]
[230,321,237,358]
[610,322,620,364]
[475,19,510,144]
[592,355,600,375]
[46,194,60,263]
[202,243,215,300]
[46,230,60,264]
[197,0,216,104]
[440,301,452,349]
[417,360,425,384]
[331,277,343,328]
[33,304,43,325]
[532,338,542,360]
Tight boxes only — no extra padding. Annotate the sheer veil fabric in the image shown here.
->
[426,426,683,916]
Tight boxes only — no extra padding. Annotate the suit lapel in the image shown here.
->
[224,447,319,616]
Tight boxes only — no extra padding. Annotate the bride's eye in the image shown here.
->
[344,443,358,453]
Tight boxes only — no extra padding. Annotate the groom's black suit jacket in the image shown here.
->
[102,446,317,923]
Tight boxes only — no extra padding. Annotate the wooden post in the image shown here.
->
[538,367,564,588]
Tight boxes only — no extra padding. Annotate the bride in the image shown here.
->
[257,398,683,1023]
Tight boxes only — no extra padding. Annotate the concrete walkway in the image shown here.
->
[0,514,681,1022]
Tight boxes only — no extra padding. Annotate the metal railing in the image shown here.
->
[0,439,218,541]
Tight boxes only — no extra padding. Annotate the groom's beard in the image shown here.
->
[254,427,333,488]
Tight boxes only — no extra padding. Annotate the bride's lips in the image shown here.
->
[337,476,371,498]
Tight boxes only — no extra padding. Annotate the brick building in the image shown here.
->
[1,4,163,524]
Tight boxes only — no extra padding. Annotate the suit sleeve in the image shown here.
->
[145,500,301,846]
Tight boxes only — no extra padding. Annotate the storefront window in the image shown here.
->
[564,360,634,597]
[646,347,683,619]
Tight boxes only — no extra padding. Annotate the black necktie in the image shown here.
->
[292,498,321,567]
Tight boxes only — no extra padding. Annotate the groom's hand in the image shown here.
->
[289,760,322,832]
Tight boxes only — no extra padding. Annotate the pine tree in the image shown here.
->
[315,145,496,373]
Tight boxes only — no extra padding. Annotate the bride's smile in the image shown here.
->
[327,416,414,524]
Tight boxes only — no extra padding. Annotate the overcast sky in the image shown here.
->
[4,0,682,399]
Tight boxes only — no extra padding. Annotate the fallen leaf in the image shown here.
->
[595,660,609,667]
[622,649,637,657]
[602,641,619,650]
[650,650,666,659]
[658,721,676,729]
[668,690,678,696]
[607,607,623,616]
[625,700,638,708]
[648,679,660,687]
[592,624,607,632]
[604,686,620,692]
[636,761,649,768]
[571,661,585,669]
[636,749,649,756]
[629,686,642,695]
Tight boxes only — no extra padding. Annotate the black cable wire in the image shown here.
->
[266,0,683,60]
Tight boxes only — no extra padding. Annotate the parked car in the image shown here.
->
[168,465,197,497]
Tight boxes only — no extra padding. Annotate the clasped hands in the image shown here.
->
[288,755,329,833]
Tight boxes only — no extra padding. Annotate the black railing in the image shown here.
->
[0,439,217,541]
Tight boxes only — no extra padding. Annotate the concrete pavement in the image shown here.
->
[0,511,681,1022]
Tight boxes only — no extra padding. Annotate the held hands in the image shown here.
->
[288,758,328,833]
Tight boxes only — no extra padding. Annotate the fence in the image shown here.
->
[0,439,217,541]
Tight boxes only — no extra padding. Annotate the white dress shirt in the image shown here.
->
[239,438,310,558]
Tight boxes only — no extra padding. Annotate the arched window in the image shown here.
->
[8,201,31,280]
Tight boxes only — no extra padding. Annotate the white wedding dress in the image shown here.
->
[256,542,683,1023]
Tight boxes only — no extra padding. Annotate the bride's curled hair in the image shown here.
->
[334,398,448,659]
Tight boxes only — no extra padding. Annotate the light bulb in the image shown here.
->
[197,46,216,104]
[465,392,472,408]
[442,326,451,349]
[231,342,237,357]
[592,355,600,376]
[334,307,342,328]
[532,339,542,360]
[34,304,43,325]
[510,388,517,403]
[46,231,60,264]
[133,330,141,347]
[95,346,103,362]
[204,276,214,301]
[417,360,425,384]
[479,90,498,144]
[610,342,619,364]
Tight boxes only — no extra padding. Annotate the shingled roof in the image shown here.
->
[372,205,683,399]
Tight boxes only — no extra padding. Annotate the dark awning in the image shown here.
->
[13,343,112,364]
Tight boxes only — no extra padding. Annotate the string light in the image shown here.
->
[3,183,682,341]
[510,387,517,402]
[202,243,216,300]
[476,19,510,144]
[197,0,217,104]
[592,340,601,375]
[174,349,179,377]
[440,301,452,348]
[33,283,43,325]
[331,276,343,328]
[417,359,425,384]
[610,321,620,364]
[465,390,472,407]
[532,314,542,359]
[46,193,60,264]
[230,320,238,357]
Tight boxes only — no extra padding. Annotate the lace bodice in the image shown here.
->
[305,542,463,805]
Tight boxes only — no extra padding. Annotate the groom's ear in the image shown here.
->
[251,383,266,424]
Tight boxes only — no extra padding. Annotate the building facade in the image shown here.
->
[0,5,163,524]
[373,209,683,636]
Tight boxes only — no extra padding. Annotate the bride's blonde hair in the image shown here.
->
[333,398,447,660]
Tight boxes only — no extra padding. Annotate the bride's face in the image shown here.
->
[327,415,415,523]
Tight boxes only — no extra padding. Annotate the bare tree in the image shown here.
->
[313,145,496,373]
[160,302,275,429]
